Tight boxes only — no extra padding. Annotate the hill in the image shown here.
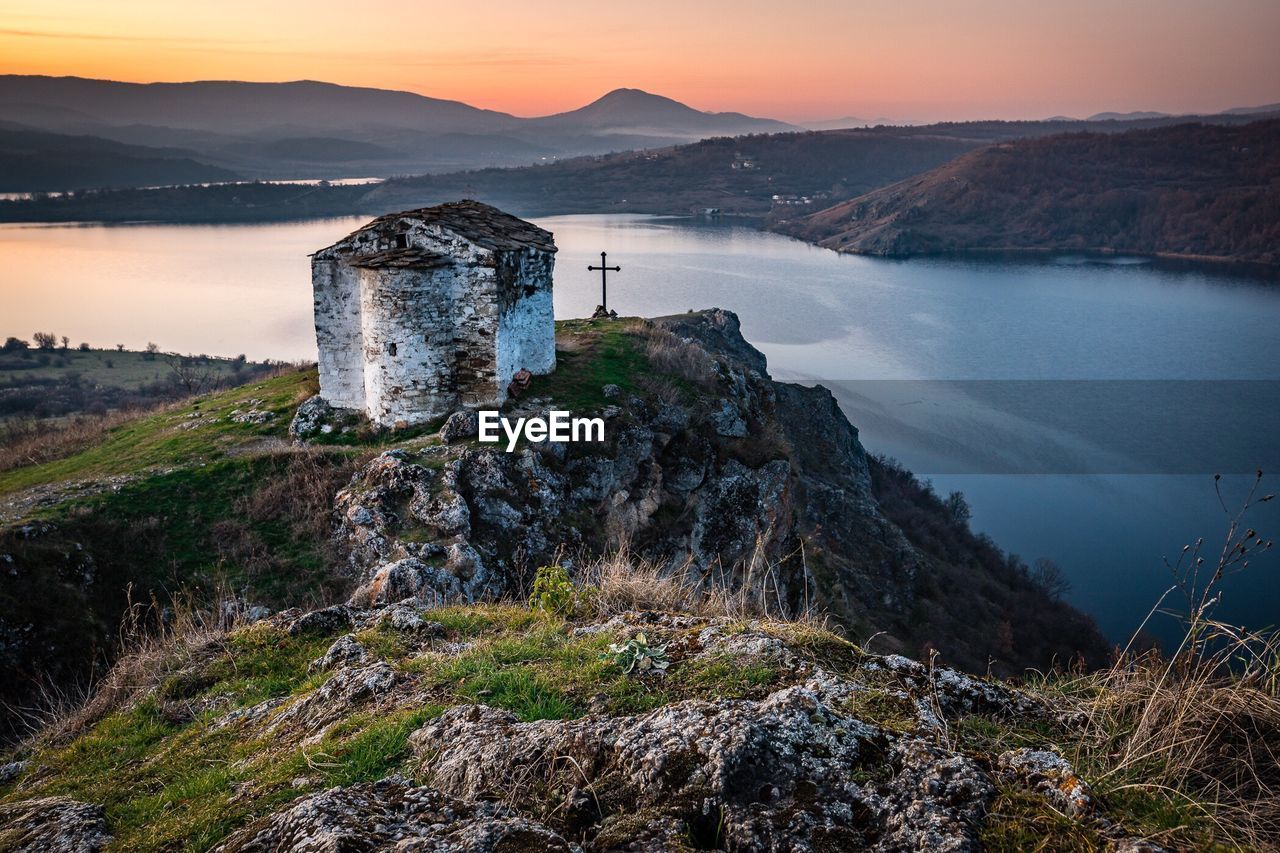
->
[0,313,1273,850]
[0,312,1105,743]
[778,119,1280,265]
[0,126,237,192]
[4,111,1278,223]
[0,76,795,182]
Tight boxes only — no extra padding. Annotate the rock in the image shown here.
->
[308,634,368,673]
[876,739,994,851]
[375,604,444,636]
[228,409,275,425]
[440,410,479,442]
[348,558,465,608]
[289,394,334,442]
[0,759,27,784]
[409,674,993,850]
[286,605,353,637]
[213,777,571,852]
[244,605,272,623]
[602,383,621,399]
[710,398,748,437]
[0,796,111,852]
[998,748,1094,818]
[268,662,399,739]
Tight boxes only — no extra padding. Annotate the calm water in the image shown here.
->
[2,214,1277,647]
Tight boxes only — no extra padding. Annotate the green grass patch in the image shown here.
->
[535,318,650,412]
[317,705,445,787]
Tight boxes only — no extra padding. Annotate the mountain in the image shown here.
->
[529,87,798,138]
[776,119,1280,265]
[8,111,1279,222]
[0,76,514,137]
[0,76,797,183]
[1086,110,1171,121]
[1222,102,1280,116]
[0,126,238,192]
[0,311,1105,740]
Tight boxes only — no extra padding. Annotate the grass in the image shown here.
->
[534,318,652,412]
[0,347,257,392]
[0,368,316,497]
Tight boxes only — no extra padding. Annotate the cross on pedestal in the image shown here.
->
[588,251,621,313]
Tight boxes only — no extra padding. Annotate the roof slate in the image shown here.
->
[356,200,556,255]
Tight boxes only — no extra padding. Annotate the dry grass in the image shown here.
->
[1063,473,1279,847]
[14,587,237,748]
[574,546,826,629]
[0,408,159,473]
[237,448,359,541]
[634,323,719,388]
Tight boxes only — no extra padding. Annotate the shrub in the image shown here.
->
[528,564,577,617]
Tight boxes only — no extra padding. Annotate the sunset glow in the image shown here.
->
[1,0,1276,121]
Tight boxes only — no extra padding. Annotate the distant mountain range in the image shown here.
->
[1046,103,1280,122]
[0,76,799,190]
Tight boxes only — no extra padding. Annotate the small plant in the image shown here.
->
[528,564,577,617]
[604,632,670,675]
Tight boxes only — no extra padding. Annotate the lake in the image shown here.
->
[2,214,1277,648]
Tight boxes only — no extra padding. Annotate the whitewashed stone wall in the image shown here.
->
[312,259,365,410]
[311,209,556,428]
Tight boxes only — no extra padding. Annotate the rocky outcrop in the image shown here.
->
[409,675,993,851]
[0,602,1164,851]
[333,310,927,652]
[328,309,1103,673]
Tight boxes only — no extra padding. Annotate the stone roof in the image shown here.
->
[356,200,555,254]
[346,248,452,270]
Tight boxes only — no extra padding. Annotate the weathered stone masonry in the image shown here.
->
[311,201,556,427]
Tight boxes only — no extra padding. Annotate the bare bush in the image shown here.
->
[19,587,237,747]
[166,355,222,396]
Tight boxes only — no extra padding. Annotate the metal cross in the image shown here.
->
[587,251,621,312]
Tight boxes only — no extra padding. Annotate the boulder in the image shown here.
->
[0,796,111,852]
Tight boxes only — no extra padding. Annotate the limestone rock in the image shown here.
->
[440,410,479,442]
[348,557,464,608]
[212,777,570,852]
[308,634,368,673]
[288,394,334,442]
[710,397,748,437]
[0,796,111,852]
[409,674,993,850]
[268,662,399,739]
[998,748,1094,818]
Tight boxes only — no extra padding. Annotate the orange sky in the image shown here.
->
[1,0,1277,122]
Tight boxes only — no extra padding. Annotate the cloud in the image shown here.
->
[0,28,277,46]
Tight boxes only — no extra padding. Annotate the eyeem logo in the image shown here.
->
[478,410,605,452]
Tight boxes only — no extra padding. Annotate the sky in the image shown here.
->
[1,0,1277,122]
